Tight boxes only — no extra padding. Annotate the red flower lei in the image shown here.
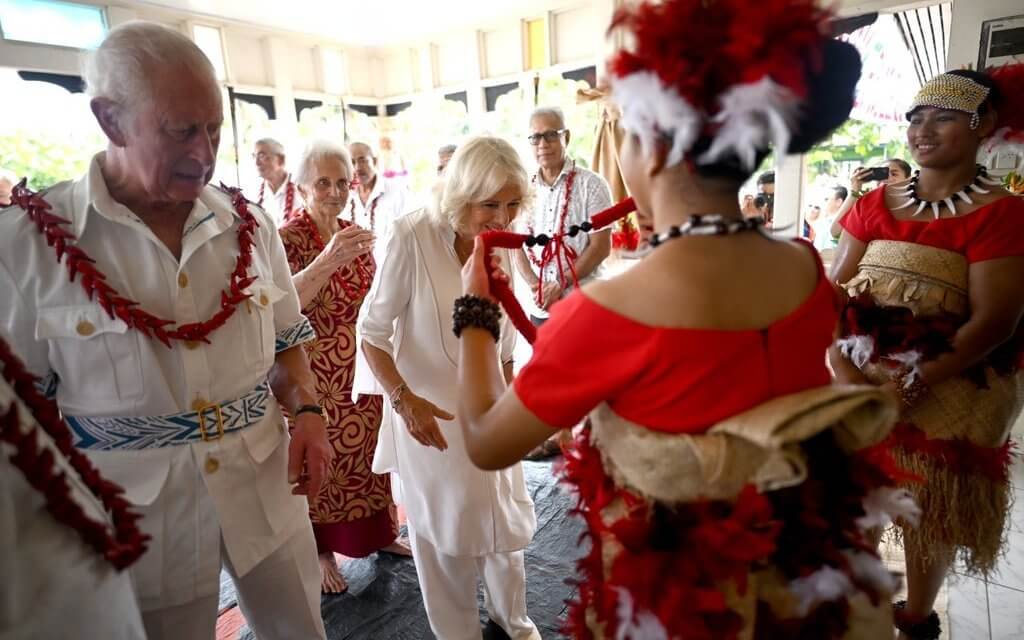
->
[528,166,578,308]
[296,209,374,302]
[11,180,260,348]
[0,337,149,570]
[257,176,297,222]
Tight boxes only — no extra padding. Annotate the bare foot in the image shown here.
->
[319,552,348,594]
[380,536,413,557]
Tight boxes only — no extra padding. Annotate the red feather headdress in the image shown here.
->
[606,0,833,169]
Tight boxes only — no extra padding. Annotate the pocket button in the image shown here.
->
[76,321,95,337]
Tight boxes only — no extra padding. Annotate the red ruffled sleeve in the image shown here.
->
[966,196,1024,263]
[514,293,642,429]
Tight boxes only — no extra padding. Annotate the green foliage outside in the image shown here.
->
[806,118,911,184]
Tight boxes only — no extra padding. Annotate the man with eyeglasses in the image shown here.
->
[514,107,612,324]
[253,137,297,227]
[513,107,612,460]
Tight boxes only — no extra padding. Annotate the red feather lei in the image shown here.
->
[11,180,260,348]
[0,337,149,570]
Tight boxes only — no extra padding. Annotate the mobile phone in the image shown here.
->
[866,166,890,182]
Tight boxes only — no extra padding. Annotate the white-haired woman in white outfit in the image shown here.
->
[359,136,540,640]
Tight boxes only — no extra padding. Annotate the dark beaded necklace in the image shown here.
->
[648,214,765,248]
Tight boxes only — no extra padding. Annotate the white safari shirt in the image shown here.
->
[0,154,314,609]
[521,159,612,319]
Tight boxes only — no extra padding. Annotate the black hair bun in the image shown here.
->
[787,39,862,155]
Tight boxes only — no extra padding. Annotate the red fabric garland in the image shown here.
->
[481,197,635,344]
[528,168,578,308]
[0,337,149,570]
[11,180,260,348]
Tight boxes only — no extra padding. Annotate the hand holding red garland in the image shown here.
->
[460,236,508,301]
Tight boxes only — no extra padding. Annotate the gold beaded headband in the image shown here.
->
[906,73,991,129]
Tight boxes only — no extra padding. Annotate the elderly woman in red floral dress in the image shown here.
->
[279,140,412,594]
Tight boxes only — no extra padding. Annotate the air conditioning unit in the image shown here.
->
[978,14,1024,70]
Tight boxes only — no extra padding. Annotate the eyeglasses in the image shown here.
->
[527,129,567,146]
[252,151,280,161]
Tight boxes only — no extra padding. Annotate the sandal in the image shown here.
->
[893,601,941,640]
[524,438,562,461]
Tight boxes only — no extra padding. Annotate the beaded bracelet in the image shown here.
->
[892,367,929,407]
[453,294,502,342]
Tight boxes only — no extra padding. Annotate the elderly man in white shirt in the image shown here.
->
[0,22,331,640]
[512,106,612,459]
[348,141,410,242]
[253,137,298,226]
[513,106,612,324]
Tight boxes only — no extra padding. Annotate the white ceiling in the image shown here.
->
[129,0,575,46]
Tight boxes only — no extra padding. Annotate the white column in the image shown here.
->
[772,154,805,238]
[263,37,298,140]
[466,32,486,128]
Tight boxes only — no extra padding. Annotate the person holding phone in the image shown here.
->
[830,158,912,240]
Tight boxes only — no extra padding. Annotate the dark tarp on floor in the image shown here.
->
[223,459,584,639]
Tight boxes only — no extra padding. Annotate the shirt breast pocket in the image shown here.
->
[241,279,288,370]
[35,305,144,404]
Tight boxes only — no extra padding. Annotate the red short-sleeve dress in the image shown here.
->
[838,189,1024,576]
[511,243,900,638]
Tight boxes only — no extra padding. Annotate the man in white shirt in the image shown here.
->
[512,107,612,460]
[348,141,410,243]
[437,143,457,176]
[253,137,297,226]
[513,107,613,327]
[0,22,331,640]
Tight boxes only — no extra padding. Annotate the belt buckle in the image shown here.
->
[196,402,225,442]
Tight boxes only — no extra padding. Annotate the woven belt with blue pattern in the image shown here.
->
[66,382,272,451]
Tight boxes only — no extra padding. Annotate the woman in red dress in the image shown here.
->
[451,1,910,637]
[279,141,412,594]
[831,66,1024,640]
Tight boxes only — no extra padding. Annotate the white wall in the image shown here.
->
[947,0,1023,69]
[483,25,522,78]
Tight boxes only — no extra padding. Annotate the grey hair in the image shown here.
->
[348,141,377,158]
[0,168,15,186]
[438,144,457,156]
[255,138,286,158]
[295,140,354,187]
[82,21,217,114]
[529,106,566,129]
[431,136,532,233]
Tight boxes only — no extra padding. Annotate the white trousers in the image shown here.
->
[409,527,540,640]
[141,526,326,640]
